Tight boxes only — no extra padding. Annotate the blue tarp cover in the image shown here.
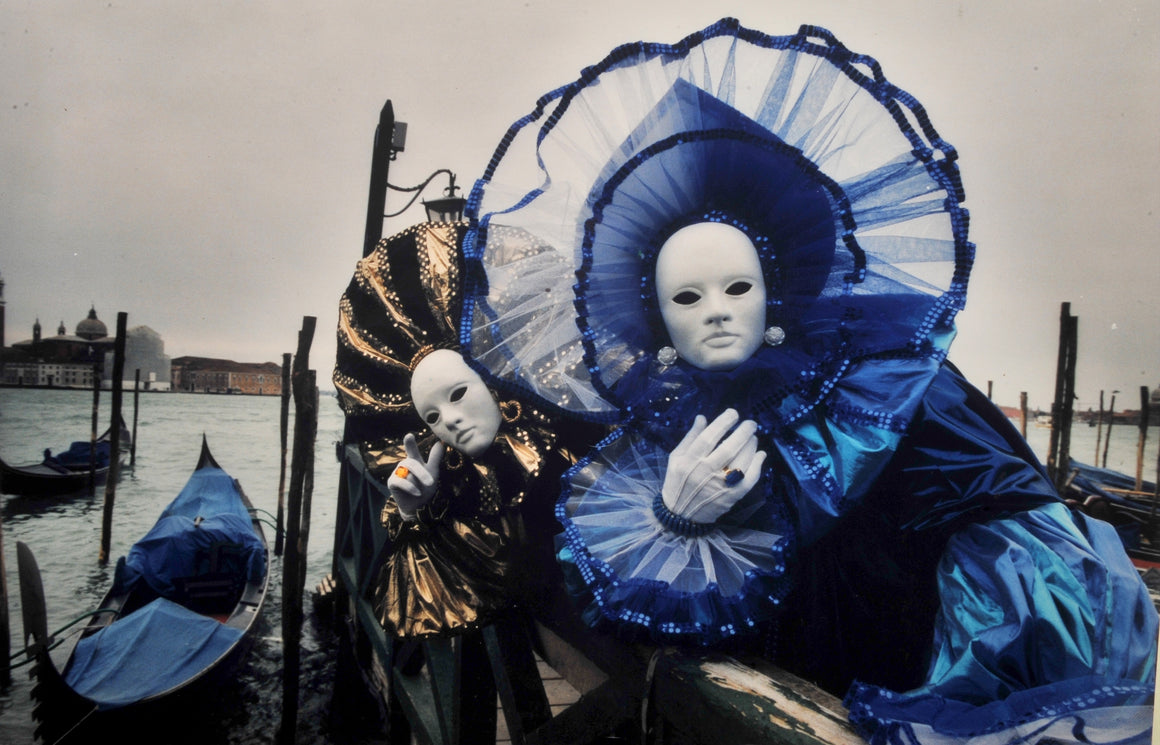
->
[53,440,112,469]
[62,462,266,709]
[64,597,243,709]
[120,465,266,598]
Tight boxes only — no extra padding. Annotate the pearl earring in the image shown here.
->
[657,346,678,366]
[764,326,786,346]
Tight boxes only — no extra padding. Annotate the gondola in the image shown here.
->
[17,436,269,742]
[1,418,131,498]
[1062,457,1160,566]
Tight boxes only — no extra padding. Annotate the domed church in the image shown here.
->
[3,305,171,390]
[75,306,109,341]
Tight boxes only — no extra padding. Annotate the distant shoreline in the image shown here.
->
[0,383,281,397]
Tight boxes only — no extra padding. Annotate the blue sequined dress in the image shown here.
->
[457,18,1156,743]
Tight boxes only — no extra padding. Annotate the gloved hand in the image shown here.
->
[661,408,766,525]
[387,433,445,520]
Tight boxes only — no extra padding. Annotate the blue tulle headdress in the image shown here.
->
[461,18,972,430]
[458,19,975,643]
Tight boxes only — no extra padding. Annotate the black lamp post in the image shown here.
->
[362,99,468,257]
[363,100,405,257]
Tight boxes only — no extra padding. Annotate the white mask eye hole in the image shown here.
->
[449,385,468,403]
[672,290,700,306]
[424,411,440,425]
[726,280,753,296]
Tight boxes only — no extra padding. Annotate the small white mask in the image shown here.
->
[655,222,767,371]
[410,349,502,458]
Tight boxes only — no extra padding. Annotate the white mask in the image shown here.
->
[410,349,502,458]
[655,222,766,371]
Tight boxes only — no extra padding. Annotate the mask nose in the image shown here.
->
[703,293,731,324]
[443,408,463,430]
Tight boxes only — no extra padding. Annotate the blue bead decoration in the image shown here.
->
[651,493,717,537]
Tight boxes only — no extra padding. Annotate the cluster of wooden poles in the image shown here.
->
[979,303,1157,503]
[277,315,319,745]
[1039,302,1157,498]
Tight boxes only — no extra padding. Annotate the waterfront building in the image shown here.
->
[4,311,112,388]
[1,307,172,390]
[170,356,282,395]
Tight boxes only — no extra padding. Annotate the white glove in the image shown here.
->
[661,409,766,525]
[386,433,444,521]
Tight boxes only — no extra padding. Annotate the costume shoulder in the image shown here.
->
[882,364,1060,533]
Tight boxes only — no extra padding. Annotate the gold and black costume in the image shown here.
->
[334,222,591,638]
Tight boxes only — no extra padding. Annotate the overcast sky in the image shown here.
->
[2,0,1156,411]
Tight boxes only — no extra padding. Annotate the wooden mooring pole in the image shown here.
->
[1152,419,1160,528]
[1136,386,1150,493]
[131,368,140,467]
[0,509,10,688]
[1094,390,1105,466]
[1046,302,1077,491]
[276,352,291,556]
[298,377,318,596]
[1103,392,1117,469]
[99,312,127,565]
[89,364,100,495]
[1020,392,1028,438]
[277,316,317,745]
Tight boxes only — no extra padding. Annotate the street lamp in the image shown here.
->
[386,168,466,224]
[421,173,466,223]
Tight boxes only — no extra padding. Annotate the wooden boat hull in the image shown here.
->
[1,420,131,498]
[0,456,113,497]
[19,437,269,743]
[1063,458,1160,565]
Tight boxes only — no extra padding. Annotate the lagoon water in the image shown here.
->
[0,387,349,744]
[0,386,1157,743]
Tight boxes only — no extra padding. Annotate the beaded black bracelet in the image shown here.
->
[652,493,717,537]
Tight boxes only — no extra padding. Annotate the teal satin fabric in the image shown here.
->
[927,503,1155,701]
